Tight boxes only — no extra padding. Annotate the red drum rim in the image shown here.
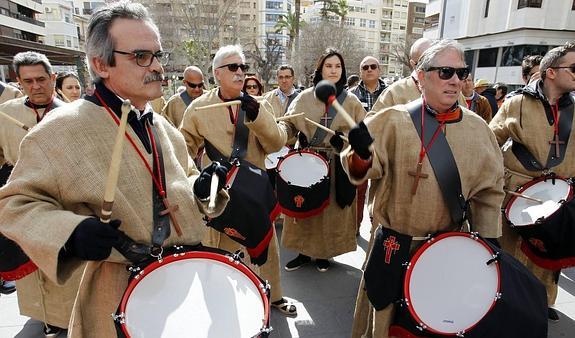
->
[276,149,329,181]
[504,175,573,227]
[403,232,501,336]
[118,250,270,338]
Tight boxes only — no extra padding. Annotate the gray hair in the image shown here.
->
[13,52,53,78]
[85,1,159,82]
[212,45,245,84]
[416,39,466,72]
[540,41,575,80]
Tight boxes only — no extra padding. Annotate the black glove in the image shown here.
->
[297,132,309,149]
[65,217,121,261]
[240,95,260,121]
[329,131,345,152]
[250,246,269,266]
[348,121,373,160]
[193,161,228,199]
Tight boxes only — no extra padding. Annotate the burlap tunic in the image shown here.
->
[263,88,297,118]
[489,87,575,305]
[0,97,81,328]
[0,82,22,104]
[343,105,504,337]
[0,99,228,337]
[370,76,420,116]
[161,91,202,128]
[179,88,287,302]
[278,88,366,258]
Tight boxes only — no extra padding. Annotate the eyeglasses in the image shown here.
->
[245,84,259,90]
[218,63,249,72]
[362,64,379,71]
[426,66,470,81]
[550,65,575,74]
[278,75,293,80]
[113,50,170,67]
[184,81,204,89]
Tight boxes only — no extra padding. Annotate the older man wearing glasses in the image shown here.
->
[161,66,205,128]
[342,39,506,337]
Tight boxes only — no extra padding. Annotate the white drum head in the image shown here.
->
[265,146,290,170]
[507,179,571,226]
[278,152,328,187]
[123,257,265,338]
[406,234,499,334]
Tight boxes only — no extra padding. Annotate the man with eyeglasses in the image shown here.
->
[263,64,301,118]
[0,2,230,337]
[161,66,205,128]
[342,39,505,337]
[180,45,298,317]
[490,41,575,322]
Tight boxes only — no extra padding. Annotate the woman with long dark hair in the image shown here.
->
[55,71,82,102]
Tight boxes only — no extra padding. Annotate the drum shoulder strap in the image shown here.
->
[179,90,193,107]
[149,123,171,247]
[406,99,468,226]
[310,90,347,147]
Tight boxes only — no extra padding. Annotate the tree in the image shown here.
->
[390,36,415,77]
[328,0,349,26]
[274,12,305,63]
[295,21,369,87]
[244,33,284,88]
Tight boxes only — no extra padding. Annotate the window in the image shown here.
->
[369,20,376,28]
[265,14,280,22]
[477,48,498,67]
[412,27,423,34]
[464,50,475,68]
[399,25,405,30]
[401,12,407,18]
[414,17,424,24]
[500,45,548,66]
[54,35,65,47]
[517,0,542,9]
[415,6,425,13]
[360,18,366,27]
[572,0,575,10]
[265,1,282,10]
[240,14,250,20]
[484,0,490,17]
[370,8,376,14]
[345,17,355,26]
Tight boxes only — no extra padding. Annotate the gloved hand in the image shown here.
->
[348,121,373,160]
[193,161,228,199]
[250,246,269,266]
[65,218,121,260]
[297,132,309,149]
[240,95,260,121]
[329,131,345,152]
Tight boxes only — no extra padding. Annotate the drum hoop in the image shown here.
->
[265,146,290,169]
[504,175,573,226]
[118,250,270,337]
[403,232,501,335]
[277,149,329,170]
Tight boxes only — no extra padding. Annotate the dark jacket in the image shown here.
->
[481,87,499,117]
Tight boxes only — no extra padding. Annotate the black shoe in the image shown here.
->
[316,259,330,272]
[285,254,311,271]
[0,280,16,295]
[43,324,63,337]
[548,307,560,322]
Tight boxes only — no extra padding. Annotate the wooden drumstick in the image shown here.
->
[208,171,219,212]
[101,100,131,223]
[275,112,305,121]
[304,117,349,143]
[56,89,71,103]
[505,190,543,204]
[314,80,356,128]
[194,98,266,111]
[0,110,29,131]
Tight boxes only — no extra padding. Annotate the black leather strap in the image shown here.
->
[310,90,347,146]
[406,99,468,226]
[149,122,171,247]
[230,103,249,160]
[179,90,193,107]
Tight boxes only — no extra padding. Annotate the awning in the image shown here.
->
[0,36,84,66]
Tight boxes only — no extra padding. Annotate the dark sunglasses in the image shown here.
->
[362,64,379,71]
[550,65,575,74]
[245,84,259,90]
[426,66,470,80]
[218,63,249,72]
[184,81,204,89]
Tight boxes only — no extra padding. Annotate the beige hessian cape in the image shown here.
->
[0,99,229,337]
[179,87,287,302]
[489,89,575,305]
[0,82,22,104]
[263,88,294,118]
[0,96,82,328]
[370,76,421,116]
[161,91,202,128]
[278,87,366,258]
[342,104,504,338]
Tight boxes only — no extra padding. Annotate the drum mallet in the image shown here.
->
[208,162,220,212]
[314,80,356,128]
[0,110,30,131]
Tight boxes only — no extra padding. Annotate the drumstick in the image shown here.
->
[0,110,29,131]
[208,171,219,212]
[314,80,356,128]
[275,112,305,121]
[505,190,543,204]
[101,100,131,223]
[304,118,349,143]
[194,98,265,111]
[56,89,71,103]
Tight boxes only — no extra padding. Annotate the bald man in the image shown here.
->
[161,66,206,127]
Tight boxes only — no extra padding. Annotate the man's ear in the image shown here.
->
[90,57,110,80]
[416,69,425,88]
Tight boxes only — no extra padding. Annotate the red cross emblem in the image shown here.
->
[529,238,547,253]
[383,236,401,264]
[294,195,305,208]
[224,227,246,240]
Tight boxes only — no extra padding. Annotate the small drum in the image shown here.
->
[265,146,290,170]
[276,150,330,218]
[390,232,547,337]
[504,175,575,268]
[115,246,270,338]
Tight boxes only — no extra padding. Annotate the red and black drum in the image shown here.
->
[504,174,575,269]
[275,149,330,218]
[389,232,547,338]
[114,245,271,338]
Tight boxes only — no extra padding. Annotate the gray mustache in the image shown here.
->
[144,73,164,84]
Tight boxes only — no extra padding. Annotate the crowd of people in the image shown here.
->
[0,1,574,337]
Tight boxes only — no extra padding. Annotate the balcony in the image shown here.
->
[0,11,45,27]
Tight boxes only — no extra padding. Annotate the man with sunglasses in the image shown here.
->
[161,66,205,128]
[180,45,298,317]
[343,39,505,337]
[0,2,230,337]
[490,41,575,322]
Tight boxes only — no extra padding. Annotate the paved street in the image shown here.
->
[2,208,575,337]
